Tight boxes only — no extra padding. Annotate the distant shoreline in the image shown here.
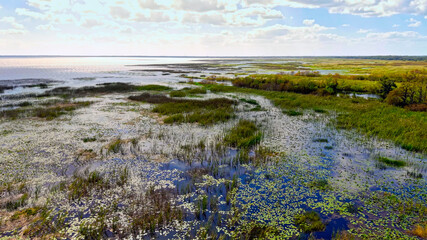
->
[1,55,426,59]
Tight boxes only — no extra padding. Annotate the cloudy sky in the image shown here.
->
[0,0,426,56]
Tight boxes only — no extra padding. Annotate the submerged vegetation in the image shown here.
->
[294,211,326,233]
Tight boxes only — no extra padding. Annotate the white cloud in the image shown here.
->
[134,11,171,22]
[302,19,315,26]
[0,17,24,29]
[0,29,27,35]
[81,18,104,28]
[110,6,131,19]
[138,0,168,10]
[392,24,400,27]
[407,18,421,27]
[1,0,426,55]
[245,0,427,17]
[357,29,373,34]
[248,23,336,42]
[173,0,238,12]
[36,24,57,31]
[365,31,425,40]
[15,8,46,20]
[0,17,27,36]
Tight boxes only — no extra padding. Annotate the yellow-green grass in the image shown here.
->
[202,84,427,152]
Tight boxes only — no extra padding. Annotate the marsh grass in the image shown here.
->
[3,193,29,211]
[129,93,236,125]
[224,120,262,149]
[107,139,125,154]
[187,87,207,94]
[19,206,67,238]
[169,90,187,97]
[314,108,327,113]
[68,171,107,200]
[82,137,97,142]
[283,110,303,116]
[313,138,329,143]
[10,207,41,221]
[41,83,171,99]
[134,84,172,91]
[129,187,183,234]
[197,83,427,152]
[0,101,92,120]
[407,171,423,179]
[377,156,406,167]
[239,98,258,105]
[168,87,207,98]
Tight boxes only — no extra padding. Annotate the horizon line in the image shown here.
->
[0,55,426,58]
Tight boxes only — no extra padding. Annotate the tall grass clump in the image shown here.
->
[68,171,107,200]
[134,84,172,91]
[0,101,92,120]
[224,120,262,149]
[129,93,236,125]
[169,90,187,98]
[377,156,406,167]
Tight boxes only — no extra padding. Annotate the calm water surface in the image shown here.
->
[0,56,207,96]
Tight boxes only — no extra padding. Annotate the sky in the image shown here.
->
[0,0,426,56]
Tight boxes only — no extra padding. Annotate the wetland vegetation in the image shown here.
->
[0,57,426,239]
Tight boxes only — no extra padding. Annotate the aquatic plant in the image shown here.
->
[309,179,330,191]
[294,211,326,233]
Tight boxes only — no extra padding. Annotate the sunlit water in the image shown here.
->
[0,56,208,96]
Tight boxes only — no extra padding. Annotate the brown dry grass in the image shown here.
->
[409,223,427,239]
